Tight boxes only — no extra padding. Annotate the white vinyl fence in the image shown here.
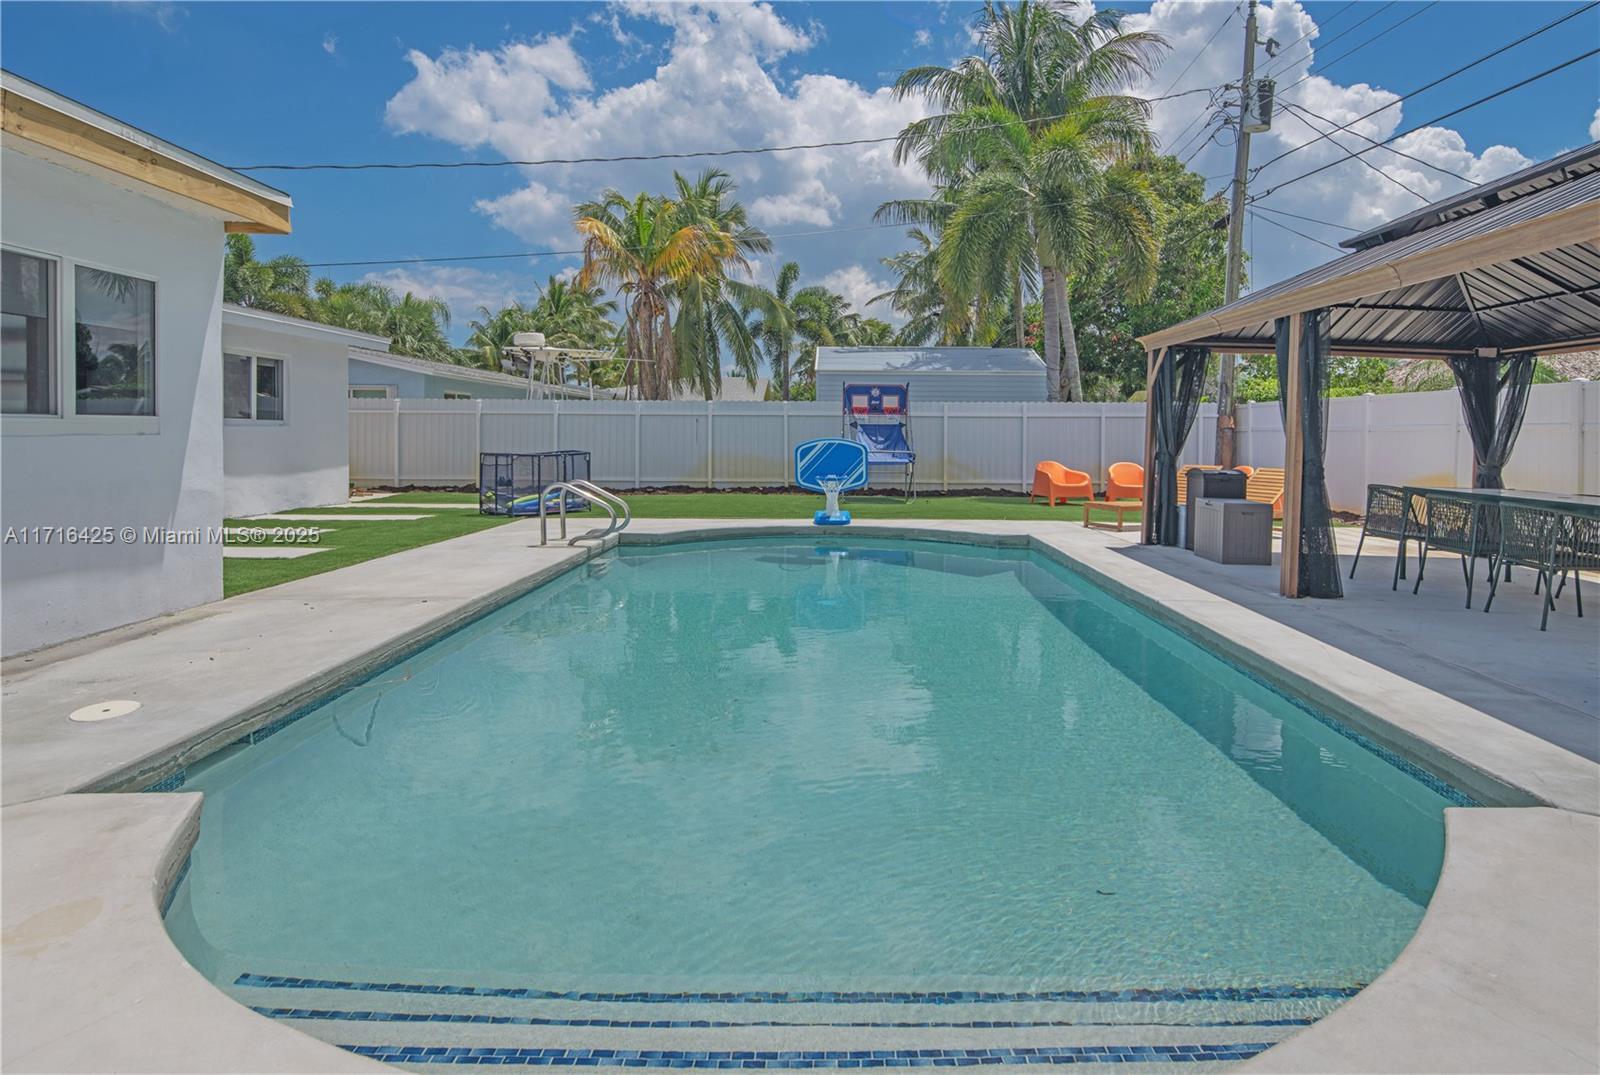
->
[350,381,1598,509]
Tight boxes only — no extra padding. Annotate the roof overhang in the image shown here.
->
[222,304,390,349]
[1139,195,1600,355]
[1,71,292,235]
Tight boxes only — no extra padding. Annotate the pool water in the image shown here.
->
[166,538,1456,996]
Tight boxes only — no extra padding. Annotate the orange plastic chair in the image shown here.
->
[1103,461,1145,501]
[1235,464,1255,478]
[1030,462,1093,506]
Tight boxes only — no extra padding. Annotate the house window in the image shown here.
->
[225,353,285,421]
[443,390,471,400]
[349,384,394,399]
[75,265,155,415]
[1,249,55,415]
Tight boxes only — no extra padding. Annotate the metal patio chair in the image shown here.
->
[1552,513,1598,620]
[1483,503,1561,630]
[1410,492,1490,608]
[1353,483,1420,579]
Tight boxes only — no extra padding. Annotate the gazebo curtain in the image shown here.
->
[1150,345,1208,546]
[1446,352,1536,489]
[1274,312,1343,598]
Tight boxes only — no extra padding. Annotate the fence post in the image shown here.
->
[706,401,715,489]
[392,398,402,487]
[782,404,790,487]
[942,404,950,492]
[1361,393,1374,496]
[1019,403,1029,492]
[1097,406,1107,488]
[552,400,561,451]
[634,403,643,489]
[475,399,484,462]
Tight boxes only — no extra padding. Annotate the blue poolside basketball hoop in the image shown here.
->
[794,438,868,526]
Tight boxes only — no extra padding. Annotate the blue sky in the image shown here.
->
[4,1,1597,342]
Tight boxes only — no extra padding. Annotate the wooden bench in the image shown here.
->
[1246,467,1286,518]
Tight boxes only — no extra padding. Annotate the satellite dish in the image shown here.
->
[512,332,547,349]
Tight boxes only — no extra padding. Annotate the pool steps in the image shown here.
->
[227,972,1326,1072]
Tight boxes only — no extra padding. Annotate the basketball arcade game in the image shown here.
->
[843,384,916,501]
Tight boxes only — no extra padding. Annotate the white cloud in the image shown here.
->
[1125,0,1537,285]
[383,2,929,304]
[819,266,896,324]
[322,33,338,56]
[359,266,526,328]
[914,29,931,47]
[1590,105,1600,141]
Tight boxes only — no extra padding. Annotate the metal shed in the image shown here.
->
[815,346,1048,404]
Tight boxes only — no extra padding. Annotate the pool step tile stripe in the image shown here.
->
[342,1042,1276,1068]
[250,1007,1316,1031]
[234,974,1360,1007]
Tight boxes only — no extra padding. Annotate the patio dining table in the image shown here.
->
[1394,485,1600,596]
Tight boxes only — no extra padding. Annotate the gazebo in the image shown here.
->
[1136,143,1600,598]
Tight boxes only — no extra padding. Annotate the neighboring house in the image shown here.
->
[709,373,770,402]
[815,347,1048,404]
[221,304,388,517]
[1,71,292,656]
[349,347,617,401]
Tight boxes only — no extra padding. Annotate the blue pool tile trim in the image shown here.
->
[1228,664,1478,807]
[143,769,187,793]
[236,974,1362,1006]
[340,1043,1275,1066]
[254,1007,1315,1031]
[159,855,191,919]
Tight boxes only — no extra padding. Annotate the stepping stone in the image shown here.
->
[223,546,331,559]
[357,502,478,509]
[224,527,335,538]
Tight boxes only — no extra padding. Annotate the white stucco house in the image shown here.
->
[221,305,388,517]
[1,71,293,656]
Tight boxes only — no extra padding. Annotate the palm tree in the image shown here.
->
[667,169,775,399]
[464,302,540,371]
[891,0,1166,399]
[745,261,801,400]
[574,170,770,400]
[310,281,453,361]
[870,224,1004,347]
[223,235,313,317]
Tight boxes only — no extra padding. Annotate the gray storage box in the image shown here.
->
[1185,469,1248,550]
[1194,497,1273,565]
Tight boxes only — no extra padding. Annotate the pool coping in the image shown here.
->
[2,518,1598,1073]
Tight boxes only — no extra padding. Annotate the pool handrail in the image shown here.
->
[538,480,631,546]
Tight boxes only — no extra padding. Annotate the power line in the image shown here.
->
[1156,4,1240,99]
[1260,0,1377,80]
[1276,100,1428,200]
[1273,2,1440,101]
[1249,203,1357,232]
[234,89,1219,173]
[1278,99,1474,183]
[1252,46,1600,202]
[1249,3,1599,181]
[1248,208,1343,252]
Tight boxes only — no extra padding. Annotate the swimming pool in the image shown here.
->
[164,537,1461,1050]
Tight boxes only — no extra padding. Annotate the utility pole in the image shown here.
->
[1215,0,1259,470]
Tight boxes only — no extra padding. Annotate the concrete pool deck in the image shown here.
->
[3,517,1598,1073]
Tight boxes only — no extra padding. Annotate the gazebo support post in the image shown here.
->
[1140,348,1159,544]
[1279,314,1305,597]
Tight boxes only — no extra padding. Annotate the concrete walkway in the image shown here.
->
[1122,528,1600,760]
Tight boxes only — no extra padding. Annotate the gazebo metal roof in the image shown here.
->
[1139,143,1600,357]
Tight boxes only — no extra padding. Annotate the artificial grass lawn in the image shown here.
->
[224,492,1137,596]
[223,507,513,597]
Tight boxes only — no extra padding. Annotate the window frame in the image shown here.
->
[442,390,472,400]
[348,384,396,400]
[3,245,160,436]
[0,245,62,420]
[223,351,288,425]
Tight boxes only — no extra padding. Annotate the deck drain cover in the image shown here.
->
[69,699,141,723]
